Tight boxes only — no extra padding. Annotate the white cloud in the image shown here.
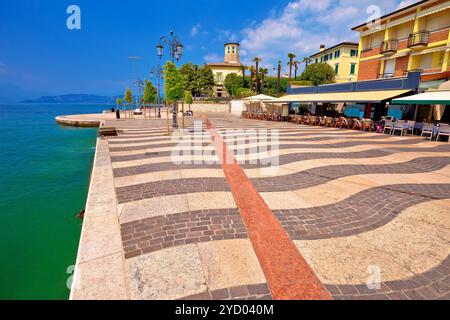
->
[216,29,238,43]
[238,0,402,73]
[190,24,201,37]
[397,0,417,9]
[203,53,222,63]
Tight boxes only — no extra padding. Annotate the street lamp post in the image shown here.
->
[156,30,184,128]
[150,65,164,118]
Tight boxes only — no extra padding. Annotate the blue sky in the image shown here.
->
[0,0,412,101]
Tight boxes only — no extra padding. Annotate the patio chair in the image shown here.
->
[421,123,434,140]
[406,121,416,135]
[361,119,374,132]
[392,120,407,136]
[436,124,450,142]
[383,121,394,134]
[351,118,362,130]
[324,117,334,127]
[337,117,350,129]
[318,117,325,126]
[304,116,311,125]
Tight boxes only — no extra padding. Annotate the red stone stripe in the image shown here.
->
[203,116,331,300]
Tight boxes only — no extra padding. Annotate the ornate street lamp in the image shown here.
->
[156,31,184,128]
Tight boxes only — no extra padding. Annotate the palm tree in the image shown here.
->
[240,65,247,87]
[260,68,269,94]
[302,57,311,67]
[276,60,282,97]
[294,61,300,81]
[287,53,296,81]
[253,57,262,93]
[248,66,256,92]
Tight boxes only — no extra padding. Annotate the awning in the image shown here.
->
[392,90,450,105]
[268,89,411,104]
[243,94,276,101]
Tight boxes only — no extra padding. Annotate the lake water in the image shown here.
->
[0,103,105,299]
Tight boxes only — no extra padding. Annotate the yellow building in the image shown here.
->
[309,42,360,83]
[207,43,243,97]
[352,0,450,88]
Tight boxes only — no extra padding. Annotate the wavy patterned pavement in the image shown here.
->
[106,114,450,300]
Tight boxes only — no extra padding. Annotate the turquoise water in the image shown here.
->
[0,104,105,299]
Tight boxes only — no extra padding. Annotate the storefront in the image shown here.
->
[269,71,422,121]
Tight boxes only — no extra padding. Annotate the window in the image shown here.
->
[350,49,358,57]
[324,55,328,62]
[350,63,356,75]
[334,63,339,75]
[315,58,318,64]
[334,50,340,59]
[320,56,323,62]
[329,53,333,60]
[216,72,224,83]
[232,47,235,53]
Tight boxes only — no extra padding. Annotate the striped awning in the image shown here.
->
[392,90,450,105]
[268,89,411,104]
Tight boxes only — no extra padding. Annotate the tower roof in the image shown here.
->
[224,42,240,46]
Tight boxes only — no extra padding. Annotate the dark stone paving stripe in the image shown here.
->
[275,183,450,240]
[111,146,450,176]
[116,177,230,203]
[180,284,272,300]
[244,144,450,168]
[252,157,450,192]
[327,255,450,300]
[113,162,223,177]
[109,137,172,144]
[121,209,246,259]
[109,141,211,152]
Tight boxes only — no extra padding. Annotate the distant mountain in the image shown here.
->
[21,94,117,104]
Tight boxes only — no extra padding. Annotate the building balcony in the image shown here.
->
[380,40,399,55]
[377,73,395,79]
[407,31,430,48]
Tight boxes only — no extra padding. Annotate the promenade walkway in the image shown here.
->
[71,113,450,300]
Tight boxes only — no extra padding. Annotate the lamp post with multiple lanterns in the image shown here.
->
[156,31,184,128]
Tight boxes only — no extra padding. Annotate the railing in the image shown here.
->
[408,31,430,48]
[380,39,399,54]
[377,73,395,79]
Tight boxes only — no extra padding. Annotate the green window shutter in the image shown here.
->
[335,64,339,75]
[350,63,356,75]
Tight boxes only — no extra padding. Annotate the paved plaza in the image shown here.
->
[73,113,450,300]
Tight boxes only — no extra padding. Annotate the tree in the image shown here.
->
[294,61,299,80]
[116,98,123,108]
[142,80,157,105]
[276,60,282,97]
[164,61,185,103]
[253,57,262,93]
[123,89,133,117]
[164,61,186,127]
[179,63,200,96]
[124,88,133,104]
[236,87,254,99]
[224,73,244,98]
[184,90,193,111]
[259,68,269,94]
[240,65,247,87]
[300,62,336,86]
[287,53,296,81]
[248,66,256,92]
[198,65,215,96]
